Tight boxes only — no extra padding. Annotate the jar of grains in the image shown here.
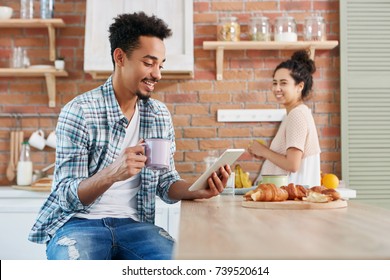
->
[249,16,271,41]
[217,16,240,41]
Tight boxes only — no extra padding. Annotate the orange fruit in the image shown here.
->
[321,173,339,189]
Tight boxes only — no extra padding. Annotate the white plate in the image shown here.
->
[234,186,257,195]
[29,65,54,69]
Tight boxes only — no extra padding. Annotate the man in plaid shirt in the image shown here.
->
[28,12,231,260]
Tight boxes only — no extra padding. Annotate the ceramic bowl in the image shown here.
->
[259,175,288,188]
[0,6,13,19]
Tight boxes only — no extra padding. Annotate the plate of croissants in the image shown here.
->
[242,183,347,209]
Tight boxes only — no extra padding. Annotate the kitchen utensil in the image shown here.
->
[14,131,20,170]
[32,162,55,182]
[6,131,16,181]
[15,131,24,168]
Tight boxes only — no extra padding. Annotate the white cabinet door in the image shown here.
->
[0,189,181,259]
[0,211,46,260]
[84,0,194,75]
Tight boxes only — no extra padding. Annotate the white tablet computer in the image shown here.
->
[188,149,245,191]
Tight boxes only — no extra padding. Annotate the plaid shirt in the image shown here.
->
[28,77,181,244]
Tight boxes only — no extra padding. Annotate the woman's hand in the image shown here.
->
[247,140,267,160]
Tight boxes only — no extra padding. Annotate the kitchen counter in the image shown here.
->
[174,195,390,260]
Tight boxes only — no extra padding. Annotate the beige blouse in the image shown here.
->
[261,104,321,186]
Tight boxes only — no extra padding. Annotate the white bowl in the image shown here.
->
[0,6,13,20]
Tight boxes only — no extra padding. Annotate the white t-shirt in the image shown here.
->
[75,104,141,220]
[260,104,321,186]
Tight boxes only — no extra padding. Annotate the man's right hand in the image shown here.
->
[111,140,147,182]
[77,140,147,205]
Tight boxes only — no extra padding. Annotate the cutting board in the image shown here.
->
[242,199,347,210]
[12,185,51,192]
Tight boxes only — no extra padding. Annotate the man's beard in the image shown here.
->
[136,90,151,101]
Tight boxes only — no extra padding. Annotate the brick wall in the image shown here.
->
[0,0,341,186]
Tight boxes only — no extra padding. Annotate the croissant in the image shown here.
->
[309,186,341,201]
[319,188,341,201]
[310,186,327,193]
[281,183,308,200]
[244,183,288,202]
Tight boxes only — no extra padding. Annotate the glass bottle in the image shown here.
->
[304,14,326,41]
[249,16,271,41]
[20,0,34,19]
[274,14,297,42]
[17,141,33,186]
[40,0,54,19]
[217,16,240,41]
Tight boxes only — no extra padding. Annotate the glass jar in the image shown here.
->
[249,16,271,41]
[274,15,297,42]
[20,0,34,19]
[217,16,240,41]
[304,15,326,41]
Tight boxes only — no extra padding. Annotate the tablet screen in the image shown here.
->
[188,149,245,191]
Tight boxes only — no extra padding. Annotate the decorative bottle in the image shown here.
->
[20,0,34,19]
[17,141,33,186]
[40,0,54,19]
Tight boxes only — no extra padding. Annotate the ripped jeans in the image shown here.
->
[46,217,174,260]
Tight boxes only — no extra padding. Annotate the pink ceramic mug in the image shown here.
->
[144,138,171,171]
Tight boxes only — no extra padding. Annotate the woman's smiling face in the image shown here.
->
[272,68,304,108]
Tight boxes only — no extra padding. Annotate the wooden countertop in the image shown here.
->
[174,195,390,260]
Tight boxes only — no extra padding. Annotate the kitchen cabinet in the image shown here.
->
[84,0,194,80]
[203,40,339,80]
[0,19,68,107]
[0,187,180,260]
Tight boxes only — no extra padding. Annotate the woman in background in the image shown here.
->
[248,50,321,187]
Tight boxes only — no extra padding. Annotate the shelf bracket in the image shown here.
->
[308,46,316,60]
[44,73,56,107]
[47,25,56,61]
[216,46,224,81]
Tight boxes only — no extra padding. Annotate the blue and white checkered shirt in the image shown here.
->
[28,77,181,244]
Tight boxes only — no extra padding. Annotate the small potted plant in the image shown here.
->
[54,56,65,70]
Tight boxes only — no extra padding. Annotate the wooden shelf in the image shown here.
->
[0,19,65,61]
[203,40,339,80]
[0,19,66,107]
[87,70,194,80]
[0,68,68,108]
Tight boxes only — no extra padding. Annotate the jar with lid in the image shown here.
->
[274,15,297,42]
[40,0,54,19]
[304,14,326,41]
[20,0,34,19]
[249,16,271,41]
[17,141,33,186]
[217,16,240,41]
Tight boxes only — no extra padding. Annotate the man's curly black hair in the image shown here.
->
[108,12,172,67]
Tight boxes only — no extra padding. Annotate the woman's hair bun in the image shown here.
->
[291,50,316,74]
